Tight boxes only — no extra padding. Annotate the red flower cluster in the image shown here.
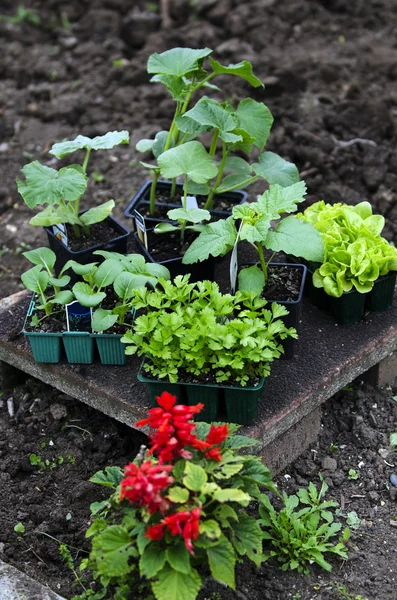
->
[135,392,229,463]
[146,507,201,554]
[120,460,174,514]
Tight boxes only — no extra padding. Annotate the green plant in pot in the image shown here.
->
[134,47,265,216]
[296,200,397,324]
[121,275,296,423]
[20,247,74,363]
[16,131,130,272]
[63,252,171,365]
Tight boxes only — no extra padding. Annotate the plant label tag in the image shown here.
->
[66,301,92,333]
[230,243,238,295]
[53,223,68,246]
[134,209,148,250]
[186,196,198,209]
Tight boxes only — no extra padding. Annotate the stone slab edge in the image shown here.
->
[0,560,65,600]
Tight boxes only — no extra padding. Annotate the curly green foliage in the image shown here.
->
[258,477,350,574]
[121,276,297,385]
[71,424,277,600]
[299,201,397,297]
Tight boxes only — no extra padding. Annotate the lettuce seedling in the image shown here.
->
[298,201,397,297]
[21,247,74,326]
[17,130,129,237]
[63,251,170,332]
[136,47,264,214]
[183,181,324,296]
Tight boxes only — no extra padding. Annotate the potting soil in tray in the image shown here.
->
[263,264,303,303]
[145,229,197,261]
[65,219,122,252]
[24,309,65,334]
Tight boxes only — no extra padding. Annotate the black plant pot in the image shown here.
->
[238,262,307,360]
[124,180,248,231]
[134,229,216,283]
[45,213,130,277]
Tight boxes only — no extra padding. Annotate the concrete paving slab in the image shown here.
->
[0,559,65,600]
[1,289,397,473]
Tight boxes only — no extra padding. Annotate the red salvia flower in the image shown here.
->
[147,507,201,554]
[120,460,174,514]
[206,424,229,445]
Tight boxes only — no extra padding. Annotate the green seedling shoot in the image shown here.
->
[136,47,264,214]
[183,181,324,296]
[17,130,129,238]
[21,247,74,326]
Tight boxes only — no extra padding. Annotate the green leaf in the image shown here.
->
[223,156,253,175]
[167,208,211,224]
[209,57,263,88]
[182,219,237,264]
[152,565,201,600]
[51,290,74,305]
[89,466,124,488]
[73,282,106,307]
[227,435,259,449]
[79,200,115,226]
[257,181,307,216]
[158,141,218,184]
[183,462,208,492]
[92,308,118,333]
[113,271,140,300]
[231,514,263,567]
[206,537,236,588]
[213,489,251,505]
[167,486,190,503]
[183,97,238,140]
[61,261,97,276]
[155,223,179,234]
[238,265,265,296]
[29,204,82,227]
[390,432,397,451]
[148,47,212,77]
[136,138,154,152]
[152,130,174,159]
[199,520,221,540]
[140,544,166,578]
[175,114,211,136]
[91,525,136,577]
[236,99,273,150]
[89,500,111,516]
[50,131,130,158]
[217,173,254,193]
[21,266,49,295]
[166,543,191,574]
[94,259,124,289]
[22,247,56,273]
[240,459,273,487]
[14,522,25,533]
[253,152,300,187]
[151,75,189,102]
[48,275,70,287]
[185,181,211,196]
[266,216,325,262]
[17,162,88,208]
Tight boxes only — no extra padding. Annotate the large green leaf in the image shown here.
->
[223,156,253,175]
[167,486,190,504]
[29,205,82,227]
[148,47,212,77]
[212,489,251,505]
[167,207,211,224]
[91,525,136,577]
[265,216,325,262]
[182,219,237,264]
[17,162,87,208]
[253,152,300,187]
[257,181,307,216]
[140,544,166,578]
[22,247,56,274]
[50,131,130,159]
[209,57,263,88]
[94,259,124,289]
[175,114,211,136]
[236,99,273,150]
[183,462,207,492]
[92,308,118,333]
[51,290,74,305]
[238,265,265,296]
[21,266,49,295]
[166,543,191,574]
[114,271,140,300]
[206,537,236,588]
[152,565,201,600]
[157,141,218,183]
[150,74,188,102]
[142,263,171,280]
[79,200,115,226]
[231,514,263,567]
[61,261,98,276]
[73,282,106,307]
[183,97,239,142]
[89,466,124,488]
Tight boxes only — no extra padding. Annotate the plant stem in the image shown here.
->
[209,129,219,157]
[181,174,188,245]
[256,242,268,284]
[217,175,258,194]
[149,169,160,216]
[170,178,177,199]
[82,147,91,173]
[204,141,227,210]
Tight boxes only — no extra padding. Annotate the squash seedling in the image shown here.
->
[183,181,325,296]
[21,247,74,326]
[17,130,129,238]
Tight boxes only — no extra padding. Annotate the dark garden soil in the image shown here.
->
[1,0,397,598]
[64,219,125,252]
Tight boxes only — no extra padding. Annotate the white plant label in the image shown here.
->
[186,195,199,209]
[53,223,68,246]
[134,209,148,249]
